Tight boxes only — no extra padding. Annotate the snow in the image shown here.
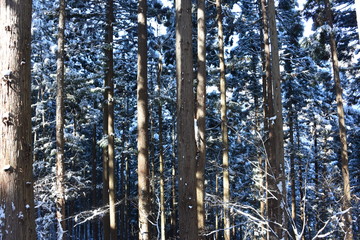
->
[277,182,283,194]
[1,70,12,77]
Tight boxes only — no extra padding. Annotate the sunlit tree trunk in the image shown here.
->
[0,0,35,239]
[104,0,116,238]
[215,1,230,239]
[196,0,207,238]
[156,56,166,240]
[258,1,269,238]
[176,0,198,238]
[137,0,150,239]
[55,0,66,238]
[324,1,353,239]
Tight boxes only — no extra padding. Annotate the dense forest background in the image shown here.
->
[2,0,359,239]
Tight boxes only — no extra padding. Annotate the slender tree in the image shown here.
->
[156,56,166,240]
[259,0,272,238]
[175,0,198,238]
[324,0,353,239]
[104,0,116,238]
[216,0,230,239]
[55,0,66,238]
[196,0,207,237]
[0,0,35,239]
[137,0,150,238]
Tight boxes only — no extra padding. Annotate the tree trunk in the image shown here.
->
[215,1,230,239]
[0,0,35,239]
[56,0,66,238]
[137,0,150,239]
[175,0,198,238]
[105,0,116,238]
[196,0,207,238]
[156,56,166,240]
[324,1,353,239]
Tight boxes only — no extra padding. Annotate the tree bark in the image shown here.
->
[175,0,198,238]
[215,1,230,239]
[0,0,35,239]
[56,0,66,238]
[268,0,286,237]
[324,1,353,239]
[137,0,150,239]
[196,0,206,238]
[105,0,116,238]
[156,56,166,240]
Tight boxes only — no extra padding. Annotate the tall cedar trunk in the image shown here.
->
[0,0,35,239]
[102,2,110,238]
[56,0,66,238]
[258,1,268,238]
[137,0,150,239]
[356,0,360,42]
[196,0,206,237]
[105,0,116,238]
[216,1,230,239]
[175,0,198,238]
[268,0,286,238]
[157,57,166,240]
[259,0,272,238]
[324,1,353,239]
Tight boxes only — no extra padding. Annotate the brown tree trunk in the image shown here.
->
[268,0,286,237]
[215,1,230,239]
[196,0,207,238]
[0,0,36,239]
[137,0,150,239]
[56,0,66,238]
[104,0,116,238]
[175,0,198,238]
[324,1,353,239]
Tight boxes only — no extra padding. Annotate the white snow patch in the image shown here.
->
[11,202,15,211]
[277,182,283,193]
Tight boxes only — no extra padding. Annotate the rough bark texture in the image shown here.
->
[216,1,230,239]
[324,1,353,239]
[56,0,66,238]
[137,0,150,239]
[105,0,116,238]
[0,1,35,239]
[196,0,206,238]
[175,0,198,238]
[268,0,286,238]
